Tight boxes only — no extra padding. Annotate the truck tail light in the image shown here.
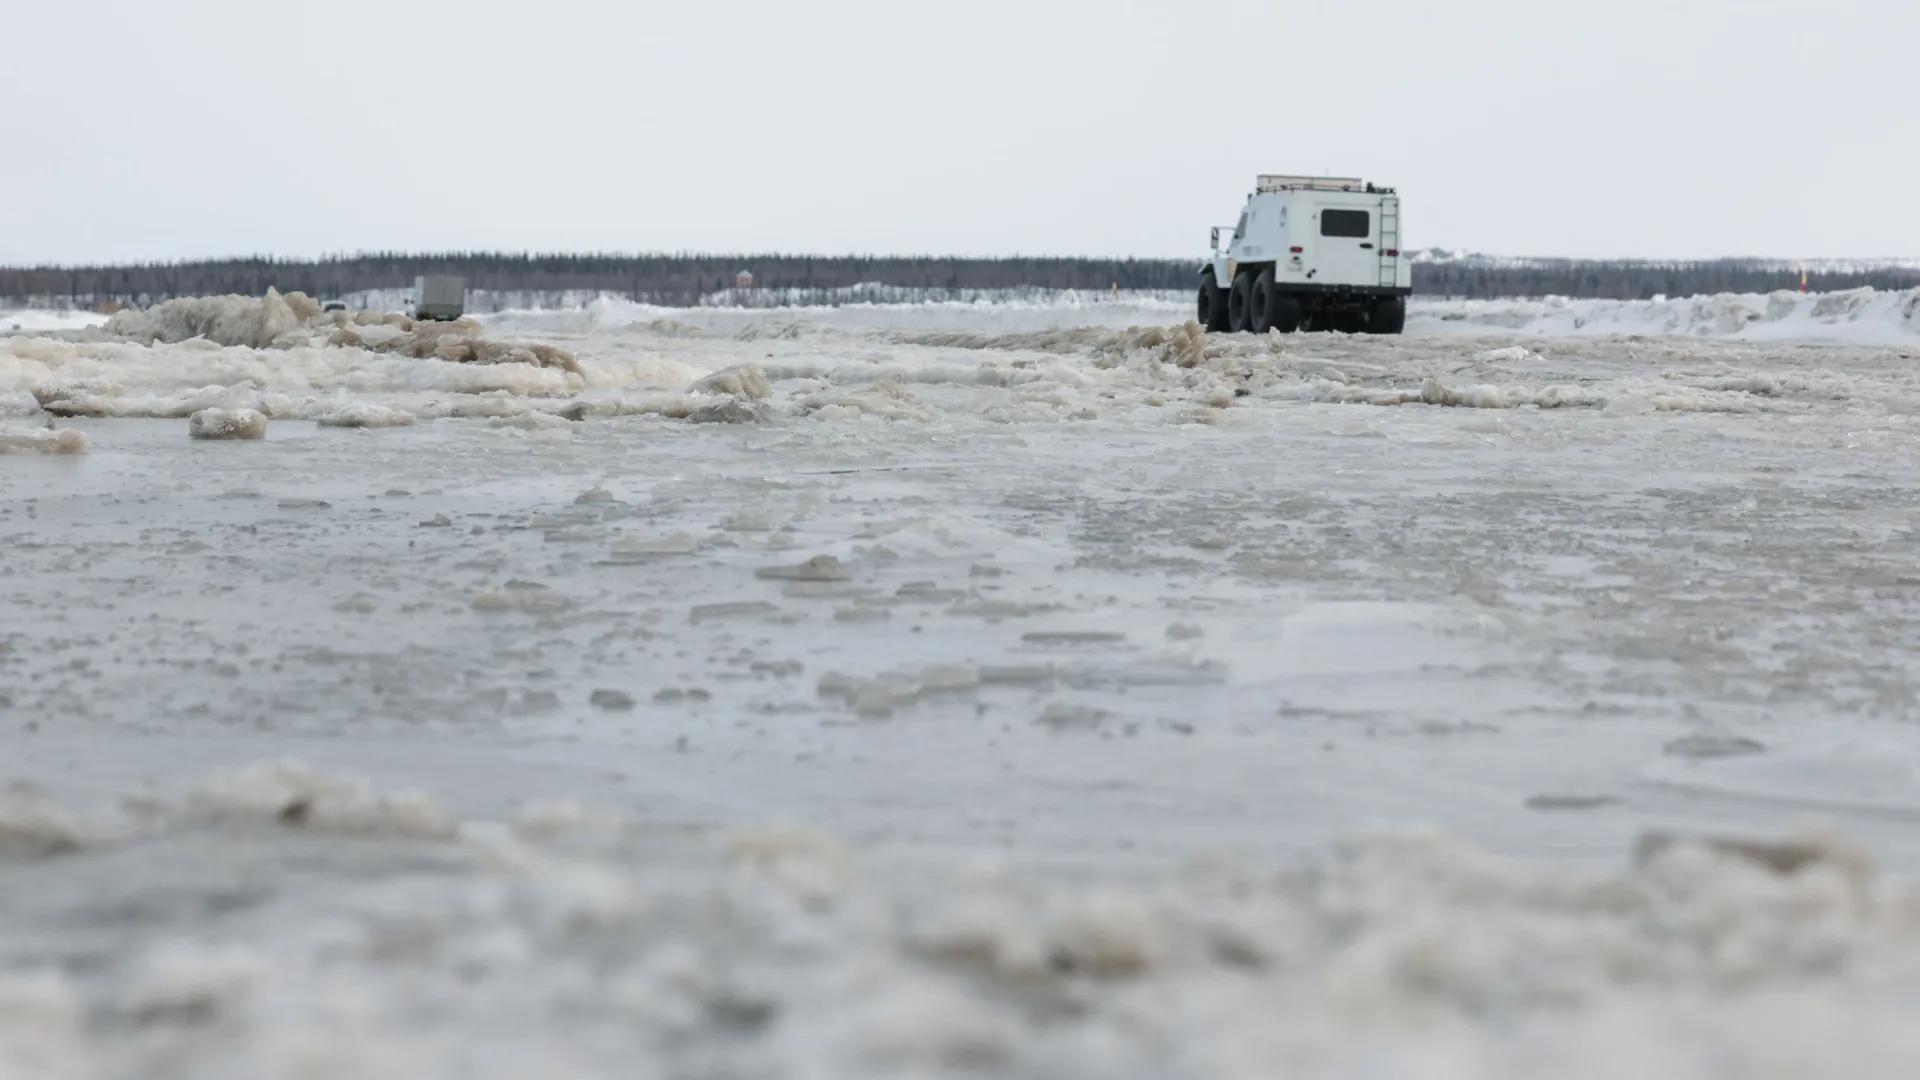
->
[1290,246,1304,254]
[1385,249,1399,257]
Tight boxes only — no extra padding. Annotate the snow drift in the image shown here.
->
[1414,287,1920,345]
[468,287,1920,345]
[1,309,108,334]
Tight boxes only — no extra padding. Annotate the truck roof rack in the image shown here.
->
[1256,175,1382,193]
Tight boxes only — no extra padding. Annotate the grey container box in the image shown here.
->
[410,275,466,321]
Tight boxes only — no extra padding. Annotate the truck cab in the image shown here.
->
[1200,176,1410,335]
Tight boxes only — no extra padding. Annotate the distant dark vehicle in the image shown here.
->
[321,300,347,313]
[409,276,466,321]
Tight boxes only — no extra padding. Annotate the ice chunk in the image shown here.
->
[1664,732,1768,760]
[1046,890,1169,977]
[725,823,857,903]
[1524,793,1622,812]
[471,581,575,615]
[1635,828,1874,883]
[0,425,88,455]
[690,601,780,622]
[609,531,700,559]
[1022,630,1127,646]
[688,398,776,424]
[689,364,773,399]
[183,759,454,839]
[979,664,1055,686]
[0,782,89,856]
[1035,702,1110,732]
[1475,346,1537,363]
[755,555,850,582]
[187,408,266,440]
[106,288,309,349]
[589,689,636,711]
[315,404,416,429]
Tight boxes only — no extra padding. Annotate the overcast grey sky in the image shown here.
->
[3,0,1914,264]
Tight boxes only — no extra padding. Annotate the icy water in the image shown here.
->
[4,300,1920,1077]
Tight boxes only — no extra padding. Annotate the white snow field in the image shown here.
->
[0,308,108,334]
[5,290,1920,1078]
[1416,287,1920,345]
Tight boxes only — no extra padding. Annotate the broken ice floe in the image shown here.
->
[187,407,266,441]
[6,761,1914,1080]
[0,425,88,455]
[105,288,581,374]
[316,403,417,429]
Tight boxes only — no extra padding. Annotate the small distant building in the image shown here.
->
[735,269,754,289]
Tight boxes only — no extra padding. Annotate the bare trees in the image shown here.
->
[3,252,1916,308]
[0,253,1195,308]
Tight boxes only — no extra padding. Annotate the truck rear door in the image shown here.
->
[1311,199,1382,289]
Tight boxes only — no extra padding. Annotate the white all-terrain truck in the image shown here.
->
[1198,175,1410,335]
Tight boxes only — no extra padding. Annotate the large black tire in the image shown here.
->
[1271,294,1304,334]
[1197,276,1229,332]
[1227,273,1252,334]
[1369,296,1407,335]
[1249,269,1277,334]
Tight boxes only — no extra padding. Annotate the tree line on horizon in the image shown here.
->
[2,252,1917,308]
[1412,259,1920,301]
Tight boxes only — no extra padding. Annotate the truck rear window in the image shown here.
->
[1321,210,1371,238]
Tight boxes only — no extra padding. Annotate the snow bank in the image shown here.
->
[1,309,109,334]
[1414,287,1920,344]
[188,407,266,440]
[482,291,1191,335]
[473,287,1920,345]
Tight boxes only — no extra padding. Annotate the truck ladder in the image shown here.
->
[1377,200,1401,288]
